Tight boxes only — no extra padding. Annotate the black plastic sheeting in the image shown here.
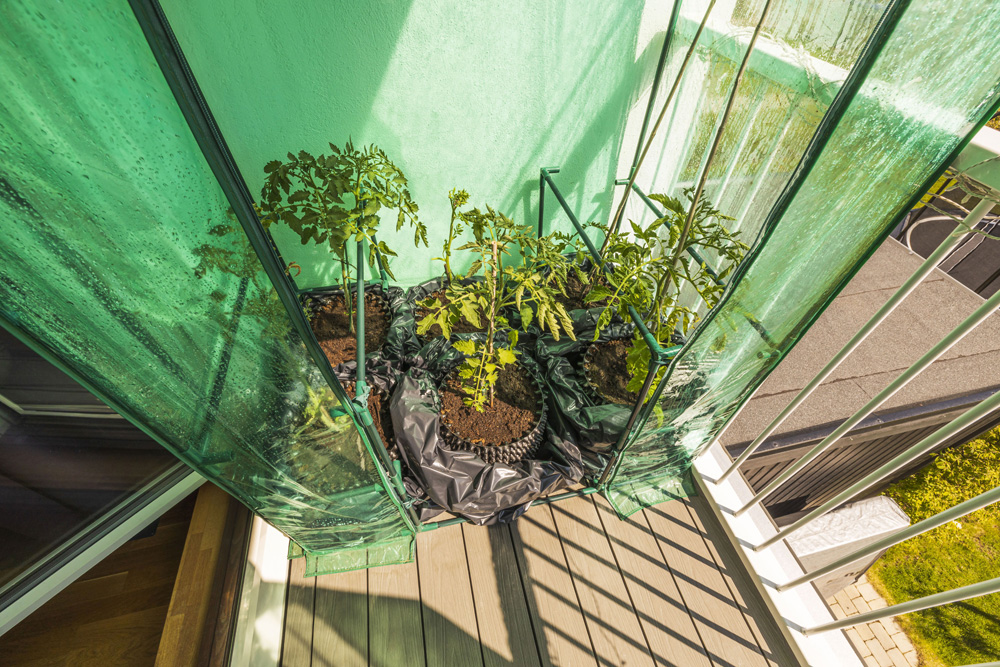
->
[390,333,585,525]
[535,322,637,476]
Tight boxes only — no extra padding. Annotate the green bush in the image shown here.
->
[868,425,1000,667]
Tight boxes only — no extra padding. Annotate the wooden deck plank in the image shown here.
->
[462,523,542,667]
[685,495,782,667]
[369,559,426,667]
[511,505,597,667]
[644,499,771,667]
[549,496,655,667]
[312,568,368,667]
[281,556,315,667]
[594,496,713,667]
[416,524,484,667]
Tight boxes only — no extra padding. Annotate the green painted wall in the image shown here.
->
[159,0,668,287]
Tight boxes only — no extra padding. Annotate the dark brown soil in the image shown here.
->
[345,383,397,458]
[417,288,485,338]
[555,272,610,312]
[440,363,540,446]
[586,339,638,405]
[311,293,388,367]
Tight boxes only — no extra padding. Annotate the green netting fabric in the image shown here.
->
[158,0,653,289]
[288,536,414,577]
[607,0,1000,515]
[0,0,410,565]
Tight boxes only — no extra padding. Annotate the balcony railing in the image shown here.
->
[687,125,1000,665]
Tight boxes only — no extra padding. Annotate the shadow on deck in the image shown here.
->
[280,491,796,667]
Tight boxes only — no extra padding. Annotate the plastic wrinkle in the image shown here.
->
[390,330,585,525]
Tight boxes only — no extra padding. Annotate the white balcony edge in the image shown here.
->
[695,443,864,667]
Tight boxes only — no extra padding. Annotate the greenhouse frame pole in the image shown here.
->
[127,0,417,532]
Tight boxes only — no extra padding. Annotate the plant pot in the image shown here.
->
[304,284,391,368]
[438,360,548,465]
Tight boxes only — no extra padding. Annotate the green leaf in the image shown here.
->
[416,314,437,335]
[496,347,518,365]
[585,285,612,303]
[453,339,477,356]
[519,303,533,328]
[459,300,481,329]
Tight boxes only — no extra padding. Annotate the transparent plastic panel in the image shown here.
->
[626,0,891,321]
[609,0,1000,514]
[0,0,408,560]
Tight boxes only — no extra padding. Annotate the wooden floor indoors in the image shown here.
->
[281,491,788,667]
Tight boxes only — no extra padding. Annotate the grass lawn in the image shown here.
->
[867,426,1000,666]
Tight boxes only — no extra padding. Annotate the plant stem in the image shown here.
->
[487,238,499,407]
[444,199,456,284]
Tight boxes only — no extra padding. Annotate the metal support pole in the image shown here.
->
[604,0,718,251]
[753,387,1000,552]
[616,179,724,284]
[799,575,1000,636]
[736,280,1000,517]
[356,239,367,398]
[777,483,1000,591]
[538,169,546,237]
[720,198,994,484]
[539,168,676,362]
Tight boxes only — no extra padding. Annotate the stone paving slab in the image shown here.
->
[826,575,921,667]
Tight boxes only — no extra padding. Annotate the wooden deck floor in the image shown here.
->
[280,492,789,667]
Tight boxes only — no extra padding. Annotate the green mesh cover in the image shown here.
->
[288,535,415,576]
[0,0,411,567]
[606,0,1000,516]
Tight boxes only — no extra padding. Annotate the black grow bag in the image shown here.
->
[390,334,584,525]
[535,322,637,476]
[302,282,420,373]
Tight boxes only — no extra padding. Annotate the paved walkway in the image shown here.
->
[827,575,919,667]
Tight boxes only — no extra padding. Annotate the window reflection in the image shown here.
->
[0,329,177,593]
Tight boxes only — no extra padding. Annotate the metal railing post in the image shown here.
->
[736,280,1000,517]
[720,197,995,484]
[798,576,1000,636]
[777,484,1000,591]
[752,387,1000,552]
